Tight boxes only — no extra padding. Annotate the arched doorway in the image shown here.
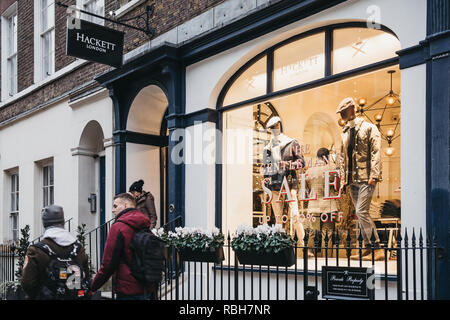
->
[126,84,169,228]
[76,120,105,231]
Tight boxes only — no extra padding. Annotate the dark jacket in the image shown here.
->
[263,138,305,190]
[21,238,89,299]
[136,191,157,229]
[90,208,154,297]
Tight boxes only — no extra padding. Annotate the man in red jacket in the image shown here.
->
[89,193,156,300]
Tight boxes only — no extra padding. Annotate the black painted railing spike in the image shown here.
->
[335,230,340,243]
[358,231,363,243]
[419,228,423,245]
[293,231,298,243]
[314,230,320,245]
[303,230,309,244]
[404,228,409,244]
[412,228,416,246]
[396,229,402,243]
[370,228,376,245]
[324,230,329,243]
[346,229,351,243]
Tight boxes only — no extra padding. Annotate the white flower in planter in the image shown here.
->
[212,227,220,236]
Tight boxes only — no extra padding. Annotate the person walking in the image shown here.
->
[129,180,158,229]
[21,205,90,300]
[89,193,157,300]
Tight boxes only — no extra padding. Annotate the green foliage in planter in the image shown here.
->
[0,281,21,300]
[76,223,96,281]
[231,224,294,254]
[153,227,224,252]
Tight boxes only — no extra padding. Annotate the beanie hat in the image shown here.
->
[129,179,144,193]
[42,205,65,228]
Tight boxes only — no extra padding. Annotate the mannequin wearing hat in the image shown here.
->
[336,97,384,261]
[262,116,306,245]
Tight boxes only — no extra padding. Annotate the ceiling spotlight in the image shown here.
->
[358,97,367,106]
[385,146,395,156]
[386,129,394,138]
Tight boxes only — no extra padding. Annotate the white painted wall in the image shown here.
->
[0,90,113,241]
[184,122,217,230]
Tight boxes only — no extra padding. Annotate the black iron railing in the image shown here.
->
[0,221,442,300]
[157,228,442,300]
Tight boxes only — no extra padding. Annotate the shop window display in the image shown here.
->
[220,26,401,261]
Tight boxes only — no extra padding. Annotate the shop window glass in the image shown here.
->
[222,66,401,260]
[332,28,401,74]
[222,56,267,107]
[273,32,325,91]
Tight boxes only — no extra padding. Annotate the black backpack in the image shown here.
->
[32,241,89,300]
[120,222,165,286]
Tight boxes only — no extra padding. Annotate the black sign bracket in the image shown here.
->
[56,1,155,39]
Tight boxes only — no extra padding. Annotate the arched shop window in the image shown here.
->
[219,24,402,244]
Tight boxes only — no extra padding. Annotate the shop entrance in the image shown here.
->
[126,84,169,228]
[76,120,105,232]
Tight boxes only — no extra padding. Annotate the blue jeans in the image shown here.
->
[349,182,380,246]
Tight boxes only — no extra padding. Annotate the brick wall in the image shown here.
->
[55,0,77,72]
[17,0,34,92]
[0,0,226,124]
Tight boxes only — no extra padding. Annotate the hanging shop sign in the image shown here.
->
[66,17,124,68]
[322,266,375,300]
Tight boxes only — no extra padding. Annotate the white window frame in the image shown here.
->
[42,163,54,208]
[34,0,55,82]
[77,0,104,25]
[113,0,146,18]
[1,2,18,101]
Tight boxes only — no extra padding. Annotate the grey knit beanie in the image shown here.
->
[42,205,65,228]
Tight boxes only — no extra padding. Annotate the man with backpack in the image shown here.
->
[89,193,163,300]
[21,205,90,300]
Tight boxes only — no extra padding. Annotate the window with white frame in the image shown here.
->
[80,0,104,25]
[36,0,55,79]
[43,164,54,208]
[1,2,18,100]
[114,0,145,17]
[10,173,19,242]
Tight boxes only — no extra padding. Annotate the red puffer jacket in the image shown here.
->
[90,208,154,297]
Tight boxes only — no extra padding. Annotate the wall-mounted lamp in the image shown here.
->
[88,193,97,213]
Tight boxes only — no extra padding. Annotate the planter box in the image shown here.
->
[178,247,225,263]
[235,247,296,267]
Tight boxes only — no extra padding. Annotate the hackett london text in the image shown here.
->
[76,33,116,53]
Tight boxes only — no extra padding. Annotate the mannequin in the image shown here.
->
[262,116,306,245]
[336,97,384,261]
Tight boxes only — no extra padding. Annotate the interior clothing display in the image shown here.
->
[262,134,305,191]
[369,201,382,219]
[349,182,380,245]
[305,160,340,215]
[340,116,382,187]
[271,190,305,245]
[381,199,401,218]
